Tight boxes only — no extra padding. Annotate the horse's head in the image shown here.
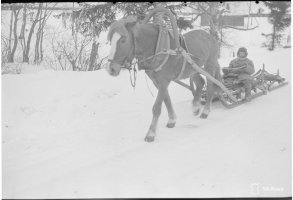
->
[106,16,138,76]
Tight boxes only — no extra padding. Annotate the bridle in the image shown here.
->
[106,24,182,88]
[107,36,138,88]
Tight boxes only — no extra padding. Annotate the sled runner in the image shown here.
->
[173,65,288,109]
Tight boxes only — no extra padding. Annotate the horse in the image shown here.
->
[106,17,222,142]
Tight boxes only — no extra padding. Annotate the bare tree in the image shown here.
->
[188,2,258,47]
[2,37,9,65]
[19,4,27,61]
[51,35,91,71]
[35,3,56,63]
[8,8,21,63]
[22,3,42,63]
[34,5,43,63]
[88,41,99,71]
[8,11,13,60]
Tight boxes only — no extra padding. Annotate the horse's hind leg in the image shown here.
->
[200,79,214,119]
[191,73,205,116]
[200,63,219,119]
[164,89,177,128]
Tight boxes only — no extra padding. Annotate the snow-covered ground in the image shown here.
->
[2,47,291,198]
[1,3,292,198]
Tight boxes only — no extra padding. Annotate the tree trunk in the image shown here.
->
[23,3,42,63]
[70,59,78,71]
[39,13,46,62]
[208,3,219,41]
[40,5,50,62]
[271,24,276,50]
[20,4,27,58]
[88,41,99,71]
[34,8,43,63]
[8,9,20,63]
[34,3,50,63]
[40,27,44,61]
[8,11,13,58]
[37,3,51,62]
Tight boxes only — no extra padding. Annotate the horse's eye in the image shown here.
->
[120,39,126,44]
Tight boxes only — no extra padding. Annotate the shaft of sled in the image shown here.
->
[173,80,192,91]
[181,50,237,102]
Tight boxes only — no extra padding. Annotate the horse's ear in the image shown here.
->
[125,16,138,31]
[125,21,137,31]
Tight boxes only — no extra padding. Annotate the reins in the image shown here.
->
[122,60,137,88]
[119,44,198,88]
[119,43,177,88]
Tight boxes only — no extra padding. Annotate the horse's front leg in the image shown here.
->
[146,71,176,128]
[145,83,169,142]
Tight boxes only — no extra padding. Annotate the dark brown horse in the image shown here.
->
[106,17,221,142]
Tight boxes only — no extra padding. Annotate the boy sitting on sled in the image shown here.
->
[222,47,255,101]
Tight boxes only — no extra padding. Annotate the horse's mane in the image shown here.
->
[107,16,138,41]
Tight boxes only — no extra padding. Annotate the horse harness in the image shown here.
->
[137,25,191,80]
[121,25,194,87]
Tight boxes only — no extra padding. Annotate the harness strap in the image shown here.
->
[153,26,170,72]
[137,26,191,77]
[176,56,187,80]
[154,53,170,72]
[175,35,188,80]
[155,26,165,53]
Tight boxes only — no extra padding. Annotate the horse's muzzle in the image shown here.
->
[106,62,121,76]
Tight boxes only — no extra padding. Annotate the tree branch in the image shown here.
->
[74,39,90,63]
[190,14,201,23]
[223,25,259,31]
[57,41,71,61]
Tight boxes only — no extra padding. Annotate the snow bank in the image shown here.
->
[2,47,291,198]
[1,3,291,198]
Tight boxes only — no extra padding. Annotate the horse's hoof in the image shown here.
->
[144,136,155,142]
[200,113,208,119]
[166,122,176,128]
[193,109,200,116]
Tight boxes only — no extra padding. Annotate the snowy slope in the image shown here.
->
[2,3,292,198]
[2,47,291,198]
